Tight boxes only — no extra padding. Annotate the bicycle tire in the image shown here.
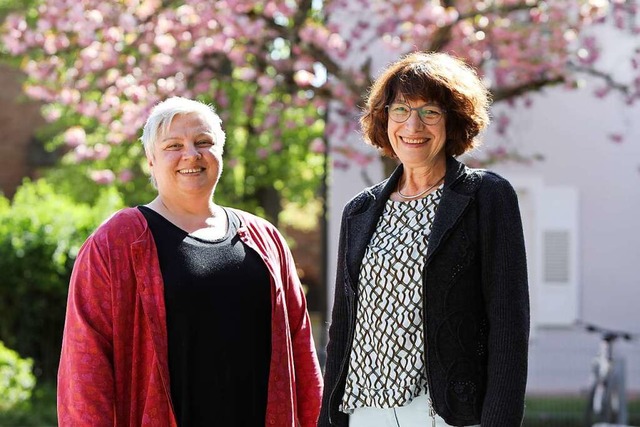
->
[608,384,621,422]
[608,360,629,424]
[586,380,613,425]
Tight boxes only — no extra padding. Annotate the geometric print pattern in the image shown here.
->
[341,188,443,413]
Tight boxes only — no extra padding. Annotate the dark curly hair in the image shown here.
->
[360,52,491,157]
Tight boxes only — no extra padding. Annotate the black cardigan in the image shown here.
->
[319,157,530,426]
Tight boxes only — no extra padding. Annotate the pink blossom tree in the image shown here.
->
[2,0,638,217]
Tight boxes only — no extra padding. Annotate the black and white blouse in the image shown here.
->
[341,187,442,413]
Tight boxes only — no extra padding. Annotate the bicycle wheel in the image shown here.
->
[585,380,613,425]
[607,384,622,423]
[607,360,629,424]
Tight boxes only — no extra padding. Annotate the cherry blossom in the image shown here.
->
[89,169,116,185]
[1,0,638,175]
[63,127,86,148]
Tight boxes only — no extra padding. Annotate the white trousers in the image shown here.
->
[349,391,481,427]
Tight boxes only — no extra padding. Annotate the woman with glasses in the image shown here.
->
[319,52,529,427]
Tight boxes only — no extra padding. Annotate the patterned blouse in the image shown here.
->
[341,187,442,413]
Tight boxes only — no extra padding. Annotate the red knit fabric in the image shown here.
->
[58,207,322,427]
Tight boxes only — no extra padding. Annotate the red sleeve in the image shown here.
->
[57,235,115,427]
[277,230,323,427]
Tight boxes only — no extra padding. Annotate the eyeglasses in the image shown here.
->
[385,102,446,125]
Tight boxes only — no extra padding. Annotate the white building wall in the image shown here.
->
[326,18,640,394]
[481,72,640,393]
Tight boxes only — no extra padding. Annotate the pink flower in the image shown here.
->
[354,153,371,166]
[24,85,54,101]
[263,113,279,128]
[237,67,257,81]
[257,148,269,159]
[310,137,326,154]
[609,133,624,143]
[492,147,508,158]
[92,143,111,160]
[216,92,230,108]
[89,169,116,185]
[64,127,87,148]
[107,133,126,145]
[43,107,62,122]
[496,114,510,136]
[118,169,134,183]
[257,75,275,93]
[73,145,90,162]
[332,160,349,170]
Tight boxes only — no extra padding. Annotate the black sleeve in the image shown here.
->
[318,205,351,427]
[477,172,530,426]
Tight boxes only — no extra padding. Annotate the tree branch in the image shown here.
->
[457,1,538,21]
[569,63,632,95]
[246,2,368,98]
[492,76,565,102]
[291,0,313,34]
[302,42,370,96]
[429,1,538,52]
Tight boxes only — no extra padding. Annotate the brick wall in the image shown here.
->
[284,225,324,313]
[0,64,46,198]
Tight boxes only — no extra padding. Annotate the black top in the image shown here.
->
[138,206,272,427]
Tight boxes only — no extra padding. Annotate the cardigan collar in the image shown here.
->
[343,156,479,291]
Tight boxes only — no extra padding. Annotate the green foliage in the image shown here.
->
[0,0,37,22]
[0,178,123,381]
[40,81,326,224]
[35,103,157,207]
[0,341,35,410]
[3,2,328,224]
[0,0,39,66]
[0,381,57,426]
[200,80,326,223]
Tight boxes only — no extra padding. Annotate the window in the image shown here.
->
[510,177,580,329]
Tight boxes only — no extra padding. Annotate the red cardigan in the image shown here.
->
[58,207,322,426]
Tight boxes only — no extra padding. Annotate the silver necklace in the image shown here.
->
[396,174,445,200]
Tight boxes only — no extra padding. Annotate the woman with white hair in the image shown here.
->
[57,96,322,427]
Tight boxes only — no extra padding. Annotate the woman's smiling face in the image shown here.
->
[148,112,223,198]
[387,97,447,169]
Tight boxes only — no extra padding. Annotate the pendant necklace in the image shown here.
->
[397,174,445,200]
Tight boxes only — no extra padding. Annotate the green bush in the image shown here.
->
[0,341,36,410]
[0,381,57,426]
[0,178,123,381]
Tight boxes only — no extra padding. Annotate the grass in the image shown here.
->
[524,395,640,427]
[0,387,638,427]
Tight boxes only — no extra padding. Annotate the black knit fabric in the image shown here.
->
[138,206,271,427]
[319,157,529,427]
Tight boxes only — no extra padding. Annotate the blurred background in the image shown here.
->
[0,0,638,426]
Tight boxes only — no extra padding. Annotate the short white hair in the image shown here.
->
[140,96,226,158]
